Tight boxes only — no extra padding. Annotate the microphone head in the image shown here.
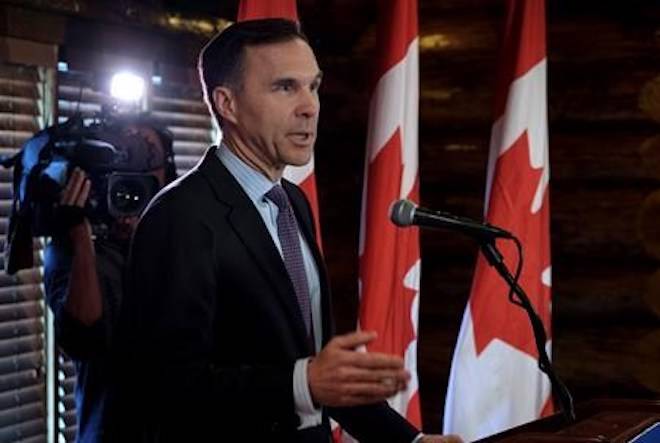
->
[390,199,416,227]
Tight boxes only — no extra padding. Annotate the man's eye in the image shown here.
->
[275,83,295,92]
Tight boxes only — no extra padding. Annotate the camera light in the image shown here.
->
[110,72,145,102]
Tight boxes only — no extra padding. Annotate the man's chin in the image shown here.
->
[284,150,314,167]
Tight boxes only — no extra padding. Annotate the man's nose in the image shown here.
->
[296,89,319,119]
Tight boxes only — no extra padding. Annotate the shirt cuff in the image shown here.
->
[293,357,322,428]
[411,433,425,443]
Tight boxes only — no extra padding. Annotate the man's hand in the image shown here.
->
[420,435,464,443]
[307,330,410,407]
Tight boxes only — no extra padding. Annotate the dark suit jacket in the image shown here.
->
[109,147,419,442]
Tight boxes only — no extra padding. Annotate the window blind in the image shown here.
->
[0,62,53,443]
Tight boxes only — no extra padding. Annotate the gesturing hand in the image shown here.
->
[307,330,410,407]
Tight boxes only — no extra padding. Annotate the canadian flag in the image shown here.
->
[237,0,322,245]
[358,0,421,431]
[443,0,552,441]
[237,0,298,20]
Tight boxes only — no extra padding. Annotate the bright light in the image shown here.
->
[57,61,68,72]
[110,72,145,102]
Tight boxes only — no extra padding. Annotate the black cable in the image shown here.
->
[480,236,576,422]
[507,236,524,308]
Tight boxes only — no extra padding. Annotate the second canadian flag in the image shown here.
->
[359,0,422,429]
[444,0,553,440]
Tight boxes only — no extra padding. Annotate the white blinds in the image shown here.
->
[0,63,53,443]
[151,82,215,175]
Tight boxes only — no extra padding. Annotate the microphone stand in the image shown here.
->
[478,237,576,423]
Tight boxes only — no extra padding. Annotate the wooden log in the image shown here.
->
[638,190,660,260]
[640,135,660,180]
[644,270,660,319]
[554,186,646,260]
[419,16,500,56]
[631,330,660,393]
[554,325,660,399]
[553,261,658,324]
[640,76,660,123]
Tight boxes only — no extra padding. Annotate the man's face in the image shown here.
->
[217,38,322,177]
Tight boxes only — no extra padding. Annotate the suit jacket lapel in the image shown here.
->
[197,147,311,353]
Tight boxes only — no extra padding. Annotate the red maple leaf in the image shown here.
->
[471,130,551,358]
[360,128,418,356]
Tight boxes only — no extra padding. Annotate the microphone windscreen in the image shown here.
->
[390,199,416,227]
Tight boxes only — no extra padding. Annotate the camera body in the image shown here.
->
[19,114,166,237]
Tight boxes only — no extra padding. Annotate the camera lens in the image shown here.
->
[107,173,160,218]
[110,179,146,214]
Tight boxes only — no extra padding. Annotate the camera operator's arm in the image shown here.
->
[61,168,103,326]
[44,168,106,360]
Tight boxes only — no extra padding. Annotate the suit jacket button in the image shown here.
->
[270,422,280,433]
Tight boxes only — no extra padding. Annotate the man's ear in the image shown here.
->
[212,86,238,125]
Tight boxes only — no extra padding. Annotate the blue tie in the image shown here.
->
[266,185,312,336]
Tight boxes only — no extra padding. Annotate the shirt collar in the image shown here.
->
[216,144,280,205]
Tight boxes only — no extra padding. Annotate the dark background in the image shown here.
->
[2,0,660,434]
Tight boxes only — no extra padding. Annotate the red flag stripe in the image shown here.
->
[298,175,322,247]
[494,0,547,117]
[374,0,418,80]
[237,0,299,21]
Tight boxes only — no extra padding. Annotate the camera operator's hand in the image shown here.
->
[56,167,91,238]
[61,167,91,208]
[57,167,102,326]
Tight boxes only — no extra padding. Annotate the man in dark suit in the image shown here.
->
[112,18,462,443]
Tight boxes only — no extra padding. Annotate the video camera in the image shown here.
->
[3,111,176,273]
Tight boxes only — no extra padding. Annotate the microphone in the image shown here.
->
[390,199,513,240]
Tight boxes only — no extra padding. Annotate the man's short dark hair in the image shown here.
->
[198,18,308,128]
